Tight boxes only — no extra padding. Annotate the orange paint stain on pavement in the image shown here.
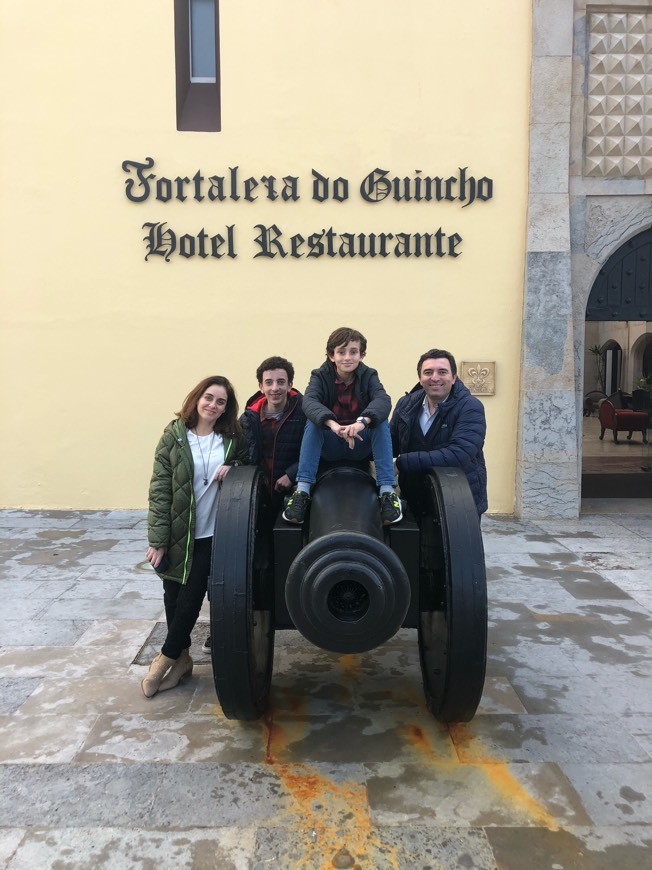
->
[263,703,308,765]
[450,723,560,830]
[403,722,457,764]
[262,704,399,868]
[338,653,359,679]
[479,762,560,830]
[399,718,559,830]
[526,609,594,623]
[271,762,399,869]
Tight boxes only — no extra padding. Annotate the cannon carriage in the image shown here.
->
[209,462,487,724]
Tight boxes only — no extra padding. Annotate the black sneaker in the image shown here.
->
[283,490,310,524]
[201,635,211,653]
[380,492,403,525]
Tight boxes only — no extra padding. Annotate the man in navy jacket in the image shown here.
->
[390,349,487,517]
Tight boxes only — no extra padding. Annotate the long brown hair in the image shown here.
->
[177,376,243,436]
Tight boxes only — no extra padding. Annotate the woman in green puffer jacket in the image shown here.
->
[142,375,249,698]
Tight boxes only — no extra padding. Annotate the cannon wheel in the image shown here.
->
[418,467,487,723]
[209,466,274,720]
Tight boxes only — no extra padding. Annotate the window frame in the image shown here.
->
[174,0,221,132]
[189,0,217,83]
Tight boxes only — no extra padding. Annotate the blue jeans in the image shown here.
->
[296,420,396,488]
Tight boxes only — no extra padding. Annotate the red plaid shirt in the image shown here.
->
[260,411,281,485]
[331,377,360,425]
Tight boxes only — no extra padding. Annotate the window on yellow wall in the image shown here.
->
[175,0,221,132]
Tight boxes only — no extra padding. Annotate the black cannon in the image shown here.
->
[209,463,487,723]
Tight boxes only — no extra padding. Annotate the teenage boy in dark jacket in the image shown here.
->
[202,355,305,654]
[283,326,402,525]
[390,348,487,517]
[240,355,306,514]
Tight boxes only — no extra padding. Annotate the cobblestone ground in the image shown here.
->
[0,505,651,869]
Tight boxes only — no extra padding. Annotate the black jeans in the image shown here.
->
[161,536,212,659]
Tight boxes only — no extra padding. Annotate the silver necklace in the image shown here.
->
[193,430,215,486]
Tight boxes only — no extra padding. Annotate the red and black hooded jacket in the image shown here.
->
[239,389,306,495]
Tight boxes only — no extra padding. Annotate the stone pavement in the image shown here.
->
[0,504,651,869]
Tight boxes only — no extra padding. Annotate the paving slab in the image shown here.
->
[6,827,255,870]
[485,825,652,870]
[0,507,651,868]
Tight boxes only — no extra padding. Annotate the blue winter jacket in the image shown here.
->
[390,379,488,514]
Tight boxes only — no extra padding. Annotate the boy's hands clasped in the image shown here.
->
[326,418,367,449]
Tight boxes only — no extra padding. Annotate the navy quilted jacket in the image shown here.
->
[390,379,488,514]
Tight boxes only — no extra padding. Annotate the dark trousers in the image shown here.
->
[161,536,212,659]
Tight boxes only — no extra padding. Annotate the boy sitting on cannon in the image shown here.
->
[283,326,402,526]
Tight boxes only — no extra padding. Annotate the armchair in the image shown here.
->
[631,389,652,414]
[598,400,648,444]
[583,390,607,417]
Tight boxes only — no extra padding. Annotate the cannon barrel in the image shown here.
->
[306,465,384,541]
[285,466,411,654]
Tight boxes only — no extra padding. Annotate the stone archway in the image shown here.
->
[602,340,622,395]
[586,227,652,323]
[631,331,652,383]
[579,229,652,498]
[516,0,652,517]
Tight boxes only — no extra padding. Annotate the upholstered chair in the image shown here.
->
[598,400,648,444]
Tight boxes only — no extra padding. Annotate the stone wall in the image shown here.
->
[518,0,652,518]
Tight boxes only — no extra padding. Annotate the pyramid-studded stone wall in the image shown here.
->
[586,10,652,177]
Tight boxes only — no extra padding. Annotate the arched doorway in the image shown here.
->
[582,227,652,498]
[603,340,622,394]
[632,331,652,384]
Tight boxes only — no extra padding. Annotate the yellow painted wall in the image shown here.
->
[0,1,531,512]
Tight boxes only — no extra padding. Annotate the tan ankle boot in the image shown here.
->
[159,648,193,692]
[141,652,175,698]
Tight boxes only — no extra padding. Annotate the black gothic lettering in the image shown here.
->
[123,157,155,202]
[253,224,287,258]
[290,233,305,257]
[332,178,349,202]
[477,177,493,201]
[311,169,330,202]
[179,234,195,258]
[142,222,176,262]
[261,175,278,201]
[208,176,225,201]
[156,178,173,202]
[281,176,300,201]
[244,177,258,202]
[175,177,190,202]
[360,168,391,203]
[307,231,324,257]
[193,170,205,202]
[448,233,463,256]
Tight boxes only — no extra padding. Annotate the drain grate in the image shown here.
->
[133,622,212,665]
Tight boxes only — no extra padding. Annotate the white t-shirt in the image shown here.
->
[187,431,225,539]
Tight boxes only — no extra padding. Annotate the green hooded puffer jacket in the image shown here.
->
[147,418,249,584]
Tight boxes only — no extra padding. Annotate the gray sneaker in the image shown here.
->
[283,490,310,524]
[201,635,211,653]
[380,492,403,525]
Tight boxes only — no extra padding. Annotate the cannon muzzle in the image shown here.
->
[285,467,411,653]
